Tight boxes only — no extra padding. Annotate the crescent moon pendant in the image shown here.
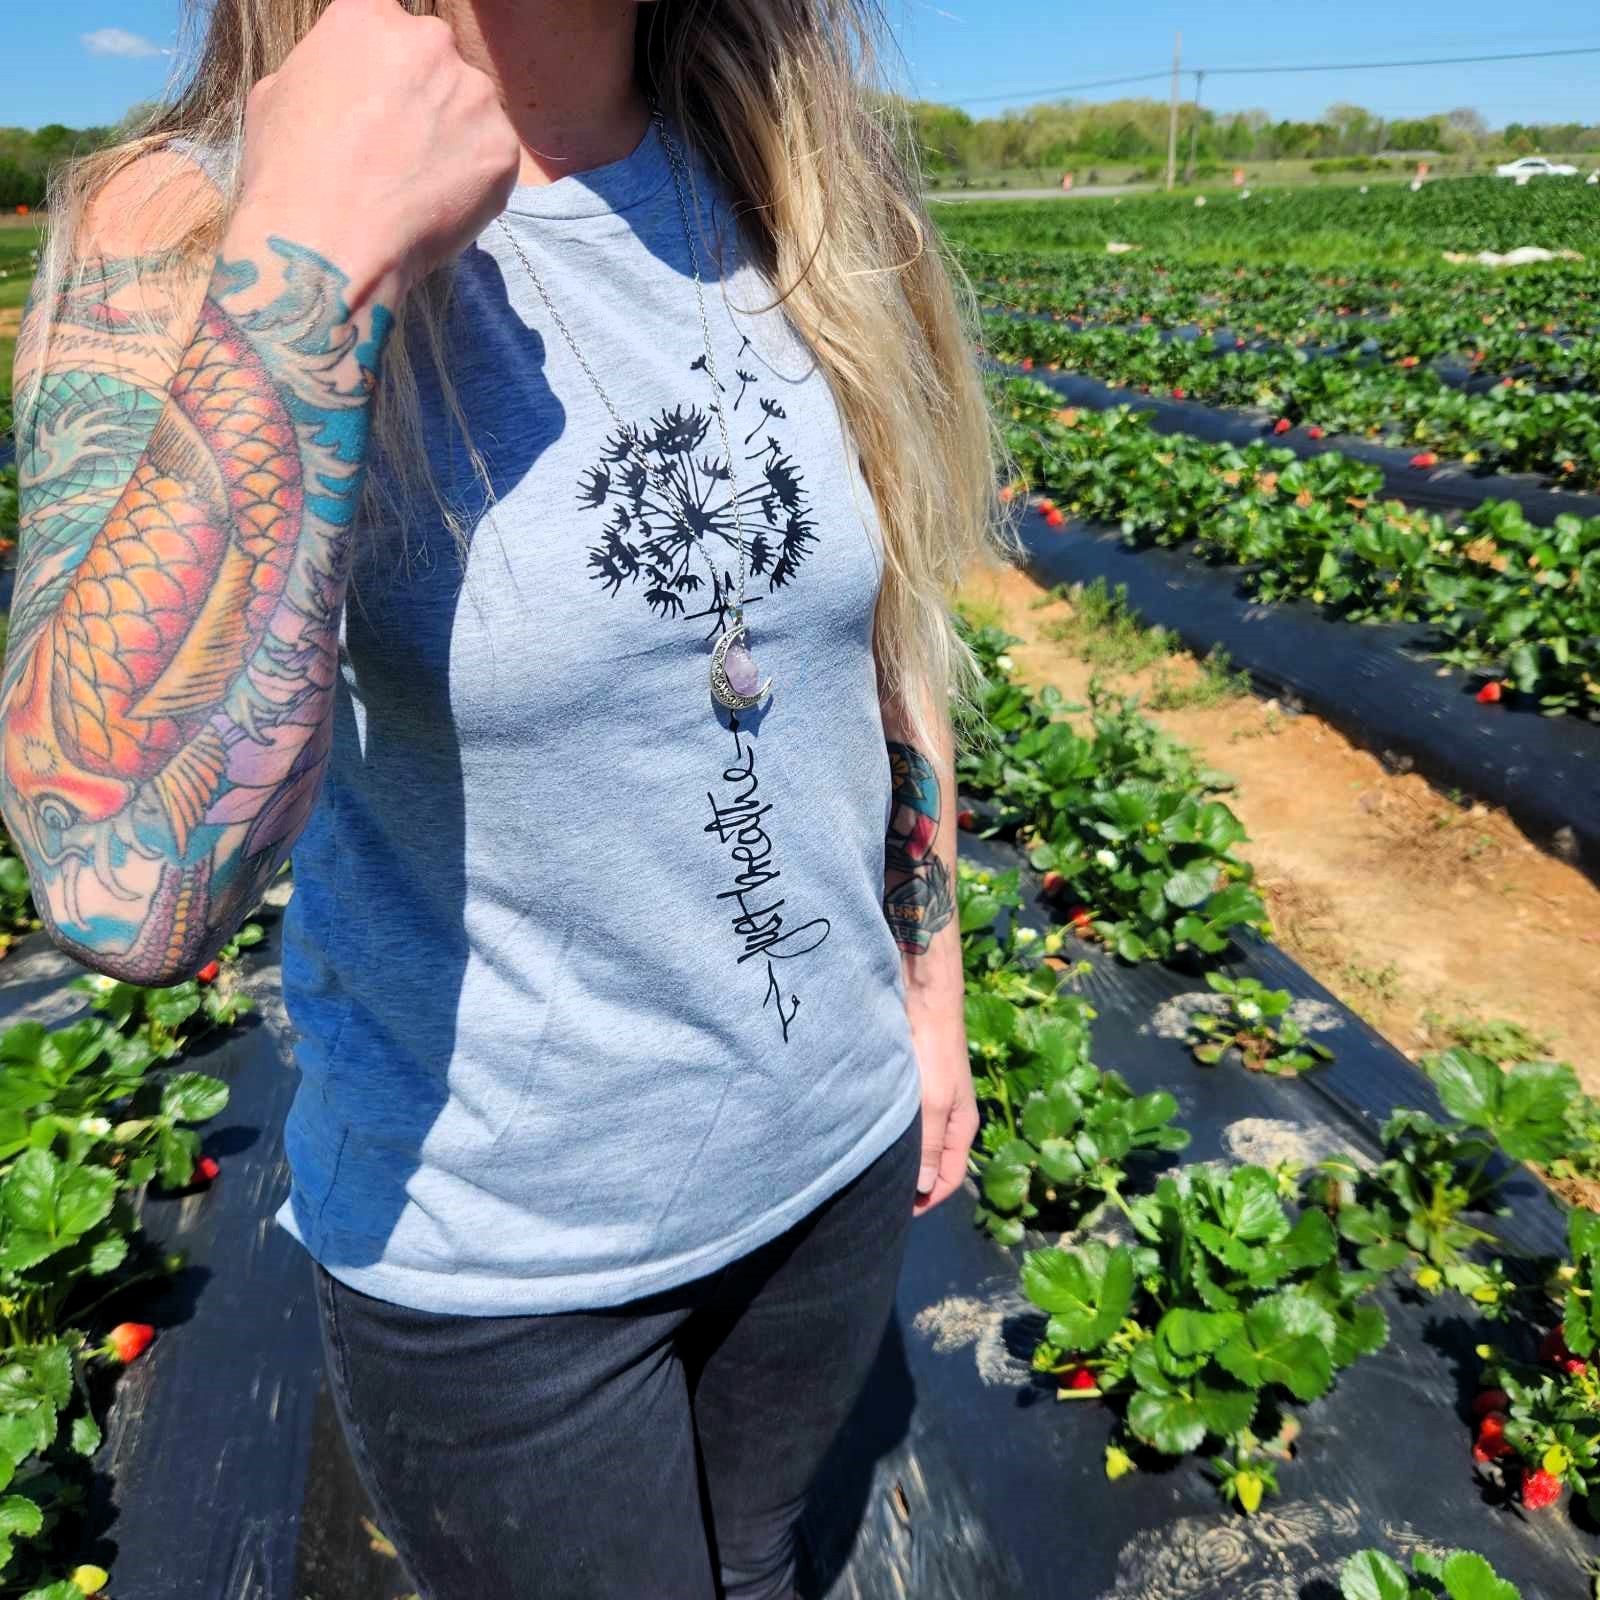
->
[709,621,774,711]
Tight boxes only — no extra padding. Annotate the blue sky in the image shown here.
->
[12,0,1600,132]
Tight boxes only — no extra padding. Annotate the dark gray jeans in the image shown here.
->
[312,1107,921,1600]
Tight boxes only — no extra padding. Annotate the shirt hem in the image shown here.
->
[274,1058,923,1316]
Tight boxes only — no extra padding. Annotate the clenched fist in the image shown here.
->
[231,0,521,309]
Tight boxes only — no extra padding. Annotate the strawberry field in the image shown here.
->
[0,177,1599,1596]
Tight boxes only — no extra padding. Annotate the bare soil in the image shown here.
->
[956,561,1600,1080]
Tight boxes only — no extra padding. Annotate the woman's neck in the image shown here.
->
[439,0,651,187]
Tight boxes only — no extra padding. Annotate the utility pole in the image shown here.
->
[1184,68,1206,184]
[1165,31,1182,191]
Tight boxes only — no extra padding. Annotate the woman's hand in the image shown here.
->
[909,997,978,1214]
[232,0,522,311]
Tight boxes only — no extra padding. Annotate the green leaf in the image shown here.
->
[71,1413,102,1456]
[1339,1551,1413,1600]
[1021,1242,1135,1351]
[33,1344,72,1408]
[1428,1048,1499,1125]
[1437,1551,1519,1600]
[980,1140,1035,1212]
[158,1071,229,1124]
[1127,1390,1207,1457]
[1333,1304,1390,1367]
[0,1493,43,1538]
[1164,867,1216,908]
[1195,1372,1259,1440]
[1215,1290,1336,1402]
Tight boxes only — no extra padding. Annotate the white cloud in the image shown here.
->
[81,27,170,58]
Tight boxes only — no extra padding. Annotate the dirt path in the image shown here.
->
[957,561,1600,1077]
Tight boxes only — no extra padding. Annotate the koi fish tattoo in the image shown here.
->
[883,739,954,955]
[1,238,391,982]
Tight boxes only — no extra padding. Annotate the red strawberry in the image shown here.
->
[1539,1326,1571,1364]
[195,1156,220,1183]
[1306,425,1325,440]
[1041,870,1066,897]
[1564,1357,1589,1376]
[195,960,220,984]
[1477,1412,1509,1447]
[1044,508,1066,528]
[1472,1388,1511,1418]
[956,809,977,831]
[1019,357,1034,372]
[1067,905,1094,932]
[1409,451,1439,469]
[1171,386,1187,400]
[1065,1366,1098,1390]
[1476,681,1502,704]
[1273,418,1292,435]
[104,1323,155,1364]
[1500,376,1515,388]
[1522,1468,1563,1509]
[1398,354,1420,368]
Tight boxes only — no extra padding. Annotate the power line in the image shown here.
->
[1207,43,1600,76]
[956,70,1173,105]
[944,42,1600,108]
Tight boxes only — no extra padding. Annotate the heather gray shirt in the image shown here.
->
[177,119,921,1313]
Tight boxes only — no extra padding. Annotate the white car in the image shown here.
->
[1495,156,1580,180]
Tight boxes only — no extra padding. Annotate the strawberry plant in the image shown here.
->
[1307,1050,1582,1307]
[995,378,1600,719]
[1340,1547,1523,1600]
[953,617,1268,962]
[1188,973,1334,1076]
[1474,1210,1600,1513]
[958,863,1188,1245]
[1022,1161,1387,1507]
[69,931,261,1059]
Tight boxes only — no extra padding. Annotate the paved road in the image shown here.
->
[927,184,1142,203]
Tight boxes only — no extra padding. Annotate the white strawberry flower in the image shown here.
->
[1095,848,1119,870]
[79,1117,112,1138]
[995,654,1016,673]
[1237,999,1263,1023]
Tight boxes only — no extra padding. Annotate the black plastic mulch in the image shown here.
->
[991,360,1600,526]
[0,912,398,1600]
[4,857,1591,1597]
[806,828,1591,1600]
[1013,513,1600,885]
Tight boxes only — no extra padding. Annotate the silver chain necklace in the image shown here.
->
[493,106,773,714]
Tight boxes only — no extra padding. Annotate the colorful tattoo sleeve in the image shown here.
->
[1,236,391,983]
[883,739,955,956]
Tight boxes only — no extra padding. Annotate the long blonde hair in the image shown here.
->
[30,0,1018,754]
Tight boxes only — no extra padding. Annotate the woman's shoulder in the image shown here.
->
[156,131,241,198]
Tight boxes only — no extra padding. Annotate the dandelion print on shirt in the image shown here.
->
[574,339,832,1043]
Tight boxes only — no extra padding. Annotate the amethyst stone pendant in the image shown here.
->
[710,618,773,711]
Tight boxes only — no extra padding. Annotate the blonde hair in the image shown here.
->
[29,0,1019,754]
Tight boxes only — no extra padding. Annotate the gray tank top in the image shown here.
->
[173,118,920,1313]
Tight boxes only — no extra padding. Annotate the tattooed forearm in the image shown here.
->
[883,739,956,956]
[1,235,391,984]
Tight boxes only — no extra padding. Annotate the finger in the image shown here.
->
[917,1094,952,1199]
[918,1096,978,1213]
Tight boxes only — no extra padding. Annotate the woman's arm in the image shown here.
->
[881,685,977,1212]
[2,161,392,985]
[1,0,520,985]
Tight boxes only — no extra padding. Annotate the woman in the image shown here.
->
[4,0,1011,1593]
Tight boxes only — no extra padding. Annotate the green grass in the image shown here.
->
[0,222,44,429]
[1039,578,1178,673]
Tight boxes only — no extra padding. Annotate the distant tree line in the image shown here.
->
[0,107,157,209]
[903,97,1600,180]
